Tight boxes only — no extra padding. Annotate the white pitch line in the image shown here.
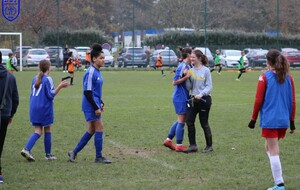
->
[106,139,177,170]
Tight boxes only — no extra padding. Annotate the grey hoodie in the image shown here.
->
[0,64,19,118]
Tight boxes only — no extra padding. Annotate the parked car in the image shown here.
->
[149,49,178,67]
[103,49,114,67]
[282,50,300,67]
[246,49,268,67]
[75,46,91,65]
[23,49,50,67]
[44,46,63,67]
[220,49,248,68]
[281,48,298,54]
[14,46,32,65]
[194,47,214,67]
[0,48,13,65]
[118,47,147,68]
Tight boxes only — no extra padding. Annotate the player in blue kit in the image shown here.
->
[163,47,192,152]
[21,60,69,161]
[248,49,296,190]
[68,44,111,164]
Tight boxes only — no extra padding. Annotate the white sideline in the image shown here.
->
[106,139,177,170]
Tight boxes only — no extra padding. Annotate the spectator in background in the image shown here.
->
[155,52,165,76]
[63,45,69,73]
[6,53,18,73]
[0,51,19,183]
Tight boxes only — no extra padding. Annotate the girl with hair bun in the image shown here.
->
[68,43,112,164]
[248,49,296,190]
[21,60,69,161]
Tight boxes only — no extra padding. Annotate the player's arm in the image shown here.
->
[248,74,266,128]
[84,90,99,111]
[290,76,296,132]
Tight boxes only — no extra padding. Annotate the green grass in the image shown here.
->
[2,69,300,190]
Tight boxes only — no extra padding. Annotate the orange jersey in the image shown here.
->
[155,55,162,67]
[67,58,80,72]
[86,51,91,62]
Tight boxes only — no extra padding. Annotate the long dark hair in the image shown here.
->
[90,43,103,63]
[193,49,208,66]
[266,49,289,83]
[181,47,192,59]
[34,60,51,88]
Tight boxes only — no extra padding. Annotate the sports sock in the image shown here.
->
[218,67,222,72]
[70,78,73,85]
[167,121,178,139]
[94,132,103,158]
[73,131,93,154]
[269,155,284,185]
[25,133,41,151]
[44,132,52,155]
[237,73,242,79]
[161,70,164,75]
[210,68,214,72]
[175,123,185,144]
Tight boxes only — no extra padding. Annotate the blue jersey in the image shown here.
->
[172,61,189,103]
[82,65,103,112]
[29,75,56,125]
[260,70,293,129]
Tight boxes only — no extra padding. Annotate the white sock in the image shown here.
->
[267,151,270,158]
[269,155,284,185]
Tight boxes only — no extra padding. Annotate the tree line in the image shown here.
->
[0,0,300,46]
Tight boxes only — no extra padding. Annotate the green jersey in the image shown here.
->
[214,54,220,65]
[237,56,245,69]
[6,58,13,71]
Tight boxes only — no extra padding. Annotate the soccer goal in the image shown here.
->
[0,32,23,71]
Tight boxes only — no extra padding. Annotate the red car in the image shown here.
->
[282,50,300,67]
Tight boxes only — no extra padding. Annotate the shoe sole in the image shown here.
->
[183,149,198,153]
[21,151,35,162]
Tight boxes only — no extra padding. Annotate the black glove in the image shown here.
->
[248,120,256,129]
[290,121,295,131]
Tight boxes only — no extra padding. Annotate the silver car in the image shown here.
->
[150,49,178,67]
[23,49,50,67]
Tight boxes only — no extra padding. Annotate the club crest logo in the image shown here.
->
[2,0,20,22]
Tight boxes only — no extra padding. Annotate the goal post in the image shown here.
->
[0,32,23,71]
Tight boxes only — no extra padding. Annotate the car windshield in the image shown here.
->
[161,51,175,56]
[29,50,47,55]
[76,48,90,52]
[226,51,240,56]
[0,50,12,55]
[127,48,144,53]
[103,50,111,56]
[288,51,300,56]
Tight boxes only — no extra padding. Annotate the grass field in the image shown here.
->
[1,68,300,190]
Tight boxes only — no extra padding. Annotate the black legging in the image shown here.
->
[0,117,9,175]
[186,96,212,147]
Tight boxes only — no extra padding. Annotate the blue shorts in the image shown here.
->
[32,122,52,127]
[173,101,186,115]
[83,111,102,122]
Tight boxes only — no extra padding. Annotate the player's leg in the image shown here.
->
[198,97,213,153]
[21,126,42,161]
[174,113,186,152]
[163,121,178,150]
[266,137,285,189]
[94,120,111,164]
[44,126,56,160]
[0,118,9,181]
[184,104,198,153]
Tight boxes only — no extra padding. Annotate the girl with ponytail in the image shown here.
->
[21,60,69,161]
[248,49,296,190]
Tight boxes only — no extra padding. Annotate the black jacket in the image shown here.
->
[0,64,19,118]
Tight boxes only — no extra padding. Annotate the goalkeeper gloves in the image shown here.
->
[248,120,256,129]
